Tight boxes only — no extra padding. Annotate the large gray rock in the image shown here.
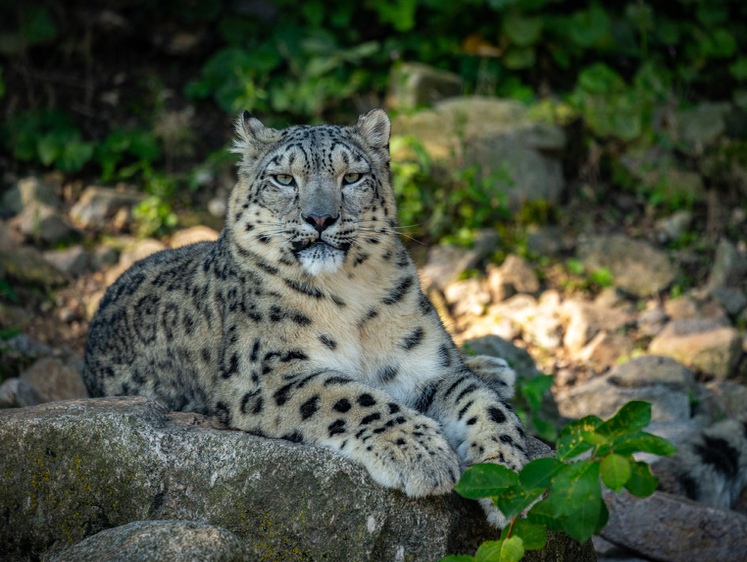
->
[16,357,89,405]
[420,229,499,289]
[0,397,593,562]
[557,375,691,423]
[561,299,631,352]
[392,97,566,209]
[606,356,695,391]
[8,203,77,244]
[486,254,540,302]
[45,520,253,562]
[2,176,60,215]
[43,245,88,277]
[0,247,68,286]
[387,62,463,110]
[601,489,747,562]
[577,235,679,297]
[649,319,742,380]
[70,186,146,229]
[706,238,747,291]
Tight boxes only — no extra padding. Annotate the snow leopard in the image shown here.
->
[83,109,529,528]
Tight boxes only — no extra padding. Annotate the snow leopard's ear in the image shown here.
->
[356,108,391,150]
[231,111,281,173]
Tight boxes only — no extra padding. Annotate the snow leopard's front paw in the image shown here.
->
[350,411,461,498]
[464,355,516,399]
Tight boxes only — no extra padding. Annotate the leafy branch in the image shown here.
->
[440,401,676,562]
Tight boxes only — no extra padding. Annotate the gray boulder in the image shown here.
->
[649,319,742,380]
[420,229,499,289]
[387,62,463,110]
[45,520,253,562]
[0,397,593,562]
[9,203,77,245]
[392,96,566,209]
[601,488,747,562]
[43,245,88,277]
[706,238,747,291]
[2,176,61,215]
[70,186,146,229]
[576,235,679,297]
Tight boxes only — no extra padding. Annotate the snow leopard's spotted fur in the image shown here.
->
[83,109,528,527]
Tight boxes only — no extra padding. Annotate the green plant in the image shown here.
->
[96,128,161,182]
[440,401,676,562]
[514,374,557,442]
[1,109,94,173]
[132,195,177,238]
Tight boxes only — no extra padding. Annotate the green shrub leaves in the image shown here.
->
[441,401,675,561]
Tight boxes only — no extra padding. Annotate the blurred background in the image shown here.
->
[2,0,747,469]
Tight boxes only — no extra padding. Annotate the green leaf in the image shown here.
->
[531,417,558,442]
[567,3,611,48]
[605,431,677,457]
[590,267,614,287]
[438,556,475,562]
[519,457,564,489]
[623,461,659,497]
[600,454,631,492]
[566,258,585,276]
[564,491,603,544]
[507,519,547,550]
[596,401,651,438]
[20,6,57,46]
[455,464,519,500]
[548,460,600,517]
[37,133,63,166]
[476,537,524,562]
[503,14,543,47]
[730,58,747,82]
[493,485,544,521]
[556,415,603,461]
[502,46,536,70]
[594,499,609,535]
[527,498,567,531]
[59,141,94,172]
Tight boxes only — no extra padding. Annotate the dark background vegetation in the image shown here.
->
[1,0,746,257]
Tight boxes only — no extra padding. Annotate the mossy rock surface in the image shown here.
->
[0,397,595,561]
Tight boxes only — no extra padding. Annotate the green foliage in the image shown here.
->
[390,136,511,245]
[514,374,557,442]
[0,279,18,303]
[132,195,178,238]
[96,129,160,182]
[441,401,675,561]
[1,110,94,173]
[564,259,615,291]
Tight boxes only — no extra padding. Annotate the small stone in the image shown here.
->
[70,186,146,228]
[576,332,635,372]
[706,238,747,291]
[0,247,67,287]
[170,225,220,249]
[487,254,539,299]
[561,299,631,352]
[58,308,77,323]
[593,287,627,310]
[649,319,742,379]
[636,307,669,336]
[89,245,119,270]
[664,295,729,324]
[19,357,88,404]
[105,238,168,286]
[0,378,39,408]
[693,381,747,422]
[709,287,747,316]
[2,176,60,214]
[42,245,88,277]
[8,203,76,244]
[421,232,499,290]
[207,197,227,218]
[525,225,566,257]
[577,235,679,297]
[45,520,251,562]
[655,210,692,243]
[0,219,23,250]
[443,278,490,317]
[607,356,695,391]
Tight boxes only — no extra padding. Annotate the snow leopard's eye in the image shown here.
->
[343,173,361,185]
[274,174,295,186]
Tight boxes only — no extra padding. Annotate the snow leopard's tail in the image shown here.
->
[651,415,747,508]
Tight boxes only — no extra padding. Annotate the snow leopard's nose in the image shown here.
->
[303,214,339,233]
